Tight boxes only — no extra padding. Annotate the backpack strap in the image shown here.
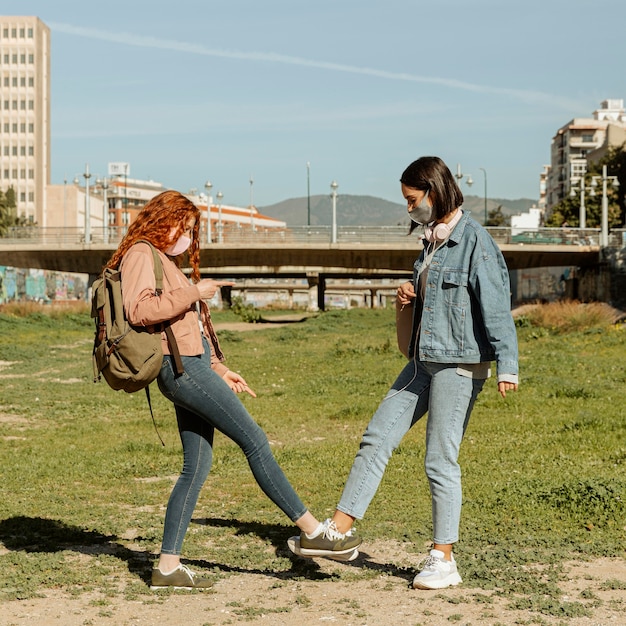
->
[137,240,185,377]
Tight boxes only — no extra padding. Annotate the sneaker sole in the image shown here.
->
[412,572,462,590]
[287,536,360,562]
[149,584,212,591]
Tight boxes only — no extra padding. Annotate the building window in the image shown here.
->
[12,99,17,110]
[11,168,17,178]
[3,55,8,64]
[2,29,8,38]
[12,54,17,64]
[11,29,16,38]
[12,146,17,156]
[3,146,7,156]
[28,77,33,87]
[28,54,33,64]
[20,146,26,156]
[20,169,25,179]
[20,192,25,202]
[20,100,26,110]
[3,77,7,87]
[3,123,8,133]
[19,28,25,38]
[28,191,34,201]
[3,169,8,179]
[20,54,25,64]
[3,100,7,110]
[28,123,33,132]
[28,28,33,38]
[28,100,33,110]
[12,123,17,132]
[28,169,34,179]
[581,134,594,143]
[12,76,17,86]
[20,76,25,87]
[28,145,33,155]
[20,123,25,133]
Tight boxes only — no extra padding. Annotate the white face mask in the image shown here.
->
[165,234,191,256]
[408,190,434,225]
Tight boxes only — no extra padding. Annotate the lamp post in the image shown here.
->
[249,175,255,232]
[591,164,620,248]
[455,164,474,211]
[204,180,213,243]
[569,176,592,229]
[63,176,67,231]
[83,163,92,244]
[216,191,224,243]
[479,167,488,225]
[307,162,311,227]
[96,176,110,243]
[330,180,338,243]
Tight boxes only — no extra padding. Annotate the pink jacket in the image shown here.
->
[120,242,226,373]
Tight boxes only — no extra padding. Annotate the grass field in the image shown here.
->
[0,303,624,619]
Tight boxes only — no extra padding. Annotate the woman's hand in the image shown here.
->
[396,281,416,308]
[223,370,257,398]
[498,381,518,398]
[197,279,235,300]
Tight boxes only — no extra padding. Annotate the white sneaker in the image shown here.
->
[412,549,462,590]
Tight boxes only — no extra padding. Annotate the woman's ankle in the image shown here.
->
[332,511,355,534]
[157,554,181,573]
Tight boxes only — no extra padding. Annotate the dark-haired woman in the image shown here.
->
[289,156,518,589]
[108,190,361,589]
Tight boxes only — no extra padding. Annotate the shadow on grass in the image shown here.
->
[195,516,415,582]
[0,515,415,586]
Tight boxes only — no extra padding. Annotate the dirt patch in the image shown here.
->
[2,543,624,625]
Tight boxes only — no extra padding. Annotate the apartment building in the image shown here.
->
[545,99,626,211]
[0,16,50,225]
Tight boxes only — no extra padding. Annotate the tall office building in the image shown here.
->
[0,16,50,225]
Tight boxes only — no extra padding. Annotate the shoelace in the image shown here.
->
[322,520,346,541]
[178,564,197,581]
[418,555,440,571]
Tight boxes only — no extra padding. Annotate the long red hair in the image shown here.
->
[106,190,202,282]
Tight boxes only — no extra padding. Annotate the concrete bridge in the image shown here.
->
[0,225,606,276]
[0,225,618,309]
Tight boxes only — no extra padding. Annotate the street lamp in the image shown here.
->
[591,164,619,248]
[96,176,110,243]
[307,162,311,227]
[204,180,213,243]
[216,191,224,243]
[479,167,488,225]
[455,163,475,214]
[83,163,92,244]
[569,175,593,229]
[330,180,338,243]
[249,175,255,232]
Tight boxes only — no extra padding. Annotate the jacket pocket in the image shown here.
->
[442,269,470,306]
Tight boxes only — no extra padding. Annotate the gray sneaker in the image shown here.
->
[150,564,213,590]
[412,549,462,590]
[287,519,362,560]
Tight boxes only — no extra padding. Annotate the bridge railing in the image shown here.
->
[2,225,623,247]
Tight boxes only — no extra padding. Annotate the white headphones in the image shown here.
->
[424,209,463,243]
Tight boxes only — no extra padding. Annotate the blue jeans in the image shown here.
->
[156,338,308,556]
[337,359,485,544]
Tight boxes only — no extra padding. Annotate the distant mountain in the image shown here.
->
[259,194,538,227]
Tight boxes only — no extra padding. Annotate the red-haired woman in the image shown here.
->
[108,190,361,589]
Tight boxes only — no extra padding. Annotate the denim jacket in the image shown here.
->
[407,211,519,381]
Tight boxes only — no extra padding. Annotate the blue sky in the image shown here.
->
[12,0,626,207]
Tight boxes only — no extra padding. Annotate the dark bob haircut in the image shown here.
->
[400,156,464,220]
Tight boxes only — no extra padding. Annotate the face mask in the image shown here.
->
[165,234,191,256]
[408,190,434,225]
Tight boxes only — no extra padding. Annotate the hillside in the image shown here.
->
[259,194,538,227]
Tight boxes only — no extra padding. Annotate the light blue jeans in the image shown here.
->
[156,337,308,555]
[337,359,485,544]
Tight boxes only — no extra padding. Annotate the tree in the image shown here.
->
[486,204,506,227]
[0,187,18,236]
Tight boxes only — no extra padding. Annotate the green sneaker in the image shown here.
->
[150,564,213,590]
[288,519,362,560]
